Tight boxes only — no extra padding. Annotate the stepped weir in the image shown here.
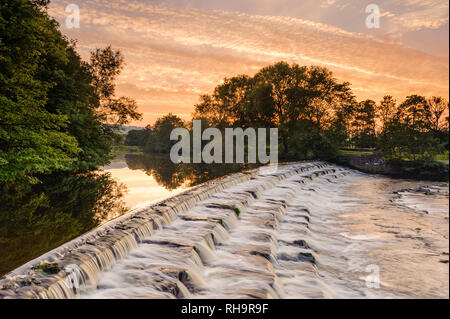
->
[1,162,448,299]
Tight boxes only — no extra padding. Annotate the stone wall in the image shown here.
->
[344,152,393,174]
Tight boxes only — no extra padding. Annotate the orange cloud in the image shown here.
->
[49,0,449,126]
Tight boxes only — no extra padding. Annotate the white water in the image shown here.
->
[78,163,448,299]
[2,162,447,299]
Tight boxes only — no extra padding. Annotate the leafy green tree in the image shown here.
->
[0,0,80,182]
[125,129,150,146]
[56,46,142,170]
[89,46,142,125]
[427,96,449,132]
[297,66,355,157]
[144,114,186,154]
[378,120,440,161]
[351,99,377,148]
[377,95,397,132]
[0,0,142,182]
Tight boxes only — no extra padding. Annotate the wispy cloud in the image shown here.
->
[49,0,449,125]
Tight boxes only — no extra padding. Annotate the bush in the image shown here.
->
[388,159,449,181]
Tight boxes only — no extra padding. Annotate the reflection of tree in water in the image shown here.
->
[0,156,258,276]
[125,154,260,190]
[0,172,127,277]
[125,154,185,190]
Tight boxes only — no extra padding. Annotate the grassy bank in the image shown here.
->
[338,149,375,156]
[111,145,144,158]
[335,152,449,182]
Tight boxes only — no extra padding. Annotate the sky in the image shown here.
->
[49,0,449,126]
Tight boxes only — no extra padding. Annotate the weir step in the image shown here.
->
[0,162,350,299]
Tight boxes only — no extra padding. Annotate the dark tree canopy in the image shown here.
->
[0,0,142,182]
[190,62,448,162]
[144,114,186,154]
[378,94,448,161]
[351,99,377,148]
[193,62,356,159]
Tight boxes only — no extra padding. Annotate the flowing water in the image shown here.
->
[0,153,253,277]
[81,163,448,299]
[1,162,448,299]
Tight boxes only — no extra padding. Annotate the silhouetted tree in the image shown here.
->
[378,95,446,161]
[427,96,449,132]
[194,62,355,159]
[377,95,397,132]
[351,100,377,148]
[144,114,186,154]
[125,129,150,146]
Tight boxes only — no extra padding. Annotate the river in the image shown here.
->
[84,163,450,299]
[0,153,255,277]
[0,158,448,298]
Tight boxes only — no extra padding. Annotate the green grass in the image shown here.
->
[435,151,449,162]
[339,149,449,163]
[339,149,374,155]
[383,152,448,162]
[111,145,144,157]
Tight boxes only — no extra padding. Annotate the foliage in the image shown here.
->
[89,46,142,125]
[124,114,186,154]
[351,99,377,148]
[378,95,448,161]
[377,95,397,131]
[0,171,127,276]
[0,0,80,182]
[193,62,356,160]
[125,129,150,147]
[0,0,141,182]
[133,62,448,165]
[145,114,185,153]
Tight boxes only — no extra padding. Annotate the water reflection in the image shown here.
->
[1,154,258,277]
[104,154,260,208]
[126,154,259,189]
[0,172,127,277]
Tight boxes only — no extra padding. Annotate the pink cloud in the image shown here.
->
[49,0,449,126]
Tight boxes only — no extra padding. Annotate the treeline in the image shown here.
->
[0,0,141,184]
[126,115,184,154]
[126,62,449,163]
[377,96,448,161]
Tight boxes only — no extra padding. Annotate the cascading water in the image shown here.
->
[1,162,448,299]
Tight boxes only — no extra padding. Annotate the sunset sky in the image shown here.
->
[49,0,449,126]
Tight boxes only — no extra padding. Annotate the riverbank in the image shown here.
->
[335,152,449,182]
[110,145,144,158]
